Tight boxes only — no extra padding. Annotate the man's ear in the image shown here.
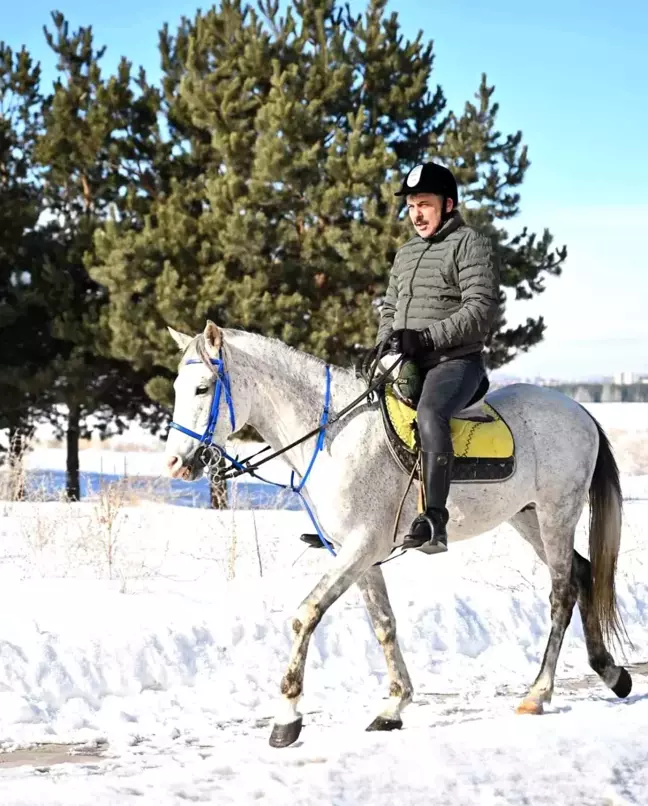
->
[168,327,193,351]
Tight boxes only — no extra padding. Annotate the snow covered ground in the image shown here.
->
[0,404,647,803]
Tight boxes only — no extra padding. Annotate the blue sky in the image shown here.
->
[4,0,647,379]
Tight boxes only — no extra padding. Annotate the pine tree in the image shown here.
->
[33,13,165,499]
[0,42,60,484]
[91,0,405,403]
[91,0,566,410]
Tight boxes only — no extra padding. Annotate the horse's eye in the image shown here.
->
[196,385,210,395]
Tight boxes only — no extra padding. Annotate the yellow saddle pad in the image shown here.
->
[384,389,514,459]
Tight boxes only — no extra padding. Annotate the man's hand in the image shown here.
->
[388,328,434,357]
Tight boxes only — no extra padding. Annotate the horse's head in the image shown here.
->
[164,320,249,480]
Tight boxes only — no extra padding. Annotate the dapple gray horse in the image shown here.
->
[164,321,631,748]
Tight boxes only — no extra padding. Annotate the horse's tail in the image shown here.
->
[587,414,625,646]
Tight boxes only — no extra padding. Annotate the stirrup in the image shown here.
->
[402,512,448,553]
[402,533,448,552]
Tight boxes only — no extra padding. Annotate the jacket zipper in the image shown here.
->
[403,242,433,326]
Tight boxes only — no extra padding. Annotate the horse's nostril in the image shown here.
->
[166,455,183,476]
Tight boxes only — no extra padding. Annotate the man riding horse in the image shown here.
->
[165,171,630,743]
[383,162,500,553]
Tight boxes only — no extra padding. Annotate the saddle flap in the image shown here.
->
[382,386,513,459]
[379,386,515,483]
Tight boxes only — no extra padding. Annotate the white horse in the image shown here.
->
[164,321,631,748]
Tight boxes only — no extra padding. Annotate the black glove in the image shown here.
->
[388,328,434,357]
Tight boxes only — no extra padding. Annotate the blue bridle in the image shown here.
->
[168,351,336,555]
[169,355,237,446]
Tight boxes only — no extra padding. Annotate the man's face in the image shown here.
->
[406,193,453,238]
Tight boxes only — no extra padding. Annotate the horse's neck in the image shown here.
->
[230,334,361,471]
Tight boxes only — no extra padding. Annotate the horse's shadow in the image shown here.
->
[408,681,648,730]
[605,691,648,708]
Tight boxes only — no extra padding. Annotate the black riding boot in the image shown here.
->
[402,451,453,552]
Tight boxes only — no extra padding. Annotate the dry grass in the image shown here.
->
[1,485,172,586]
[90,479,129,580]
[0,432,28,502]
[0,453,257,584]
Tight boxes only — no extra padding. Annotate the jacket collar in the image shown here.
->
[421,210,465,243]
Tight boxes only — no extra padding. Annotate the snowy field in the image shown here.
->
[0,402,647,803]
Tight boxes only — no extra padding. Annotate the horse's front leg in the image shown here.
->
[357,565,413,731]
[270,538,380,748]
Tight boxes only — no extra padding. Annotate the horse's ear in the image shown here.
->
[203,320,222,357]
[167,326,193,351]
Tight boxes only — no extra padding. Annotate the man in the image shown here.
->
[380,162,500,553]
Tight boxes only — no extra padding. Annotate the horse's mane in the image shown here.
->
[187,328,354,379]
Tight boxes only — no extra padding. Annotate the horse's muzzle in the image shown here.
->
[166,449,208,481]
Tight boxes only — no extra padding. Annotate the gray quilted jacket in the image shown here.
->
[376,212,499,362]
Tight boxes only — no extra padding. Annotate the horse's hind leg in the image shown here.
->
[573,551,632,697]
[510,509,632,707]
[509,505,579,714]
[356,566,413,732]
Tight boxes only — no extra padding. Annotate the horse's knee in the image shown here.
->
[292,602,321,638]
[374,621,396,646]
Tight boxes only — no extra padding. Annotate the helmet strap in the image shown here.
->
[440,196,450,225]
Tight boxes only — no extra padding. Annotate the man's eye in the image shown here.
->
[196,385,210,395]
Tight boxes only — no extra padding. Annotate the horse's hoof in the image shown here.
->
[516,697,544,715]
[269,717,303,748]
[612,667,632,698]
[366,715,403,732]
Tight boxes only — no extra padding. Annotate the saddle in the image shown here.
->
[380,379,516,483]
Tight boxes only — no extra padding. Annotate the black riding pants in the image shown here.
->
[416,354,486,454]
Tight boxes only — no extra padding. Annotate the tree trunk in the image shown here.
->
[209,474,228,509]
[209,453,228,509]
[66,403,81,501]
[7,427,26,501]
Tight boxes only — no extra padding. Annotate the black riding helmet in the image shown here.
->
[395,162,459,207]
